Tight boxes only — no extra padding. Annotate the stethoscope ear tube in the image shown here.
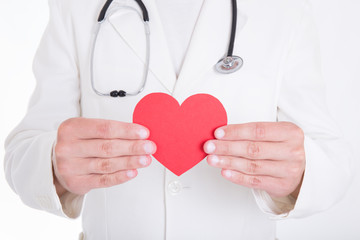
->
[98,0,149,22]
[134,0,150,21]
[98,0,114,22]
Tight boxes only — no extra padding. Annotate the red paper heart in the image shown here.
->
[133,93,227,176]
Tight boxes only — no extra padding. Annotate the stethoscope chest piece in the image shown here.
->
[215,56,243,74]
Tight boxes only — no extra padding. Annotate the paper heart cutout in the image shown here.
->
[133,93,227,176]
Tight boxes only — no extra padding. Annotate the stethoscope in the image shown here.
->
[91,0,243,98]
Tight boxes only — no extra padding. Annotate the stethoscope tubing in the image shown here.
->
[91,3,151,97]
[91,0,242,97]
[228,0,237,57]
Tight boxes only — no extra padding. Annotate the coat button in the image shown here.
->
[168,180,182,195]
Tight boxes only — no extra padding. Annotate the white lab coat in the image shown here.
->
[4,0,353,239]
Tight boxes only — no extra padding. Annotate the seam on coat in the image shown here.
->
[105,188,110,240]
[50,0,80,77]
[274,0,308,116]
[163,168,167,240]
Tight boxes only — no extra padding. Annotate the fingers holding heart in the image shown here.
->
[220,170,298,198]
[204,137,305,198]
[206,154,303,196]
[61,169,138,196]
[204,140,296,161]
[206,155,295,178]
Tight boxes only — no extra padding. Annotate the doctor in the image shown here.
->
[4,0,352,239]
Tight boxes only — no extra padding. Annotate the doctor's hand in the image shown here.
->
[204,122,305,199]
[53,118,156,197]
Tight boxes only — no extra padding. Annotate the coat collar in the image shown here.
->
[106,0,248,96]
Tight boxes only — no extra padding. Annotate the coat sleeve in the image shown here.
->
[252,1,353,219]
[4,0,83,218]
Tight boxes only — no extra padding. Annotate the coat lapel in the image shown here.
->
[107,0,177,94]
[173,0,248,98]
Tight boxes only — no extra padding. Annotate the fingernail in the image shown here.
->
[205,142,216,154]
[139,156,148,166]
[215,128,225,139]
[144,142,154,154]
[209,155,220,165]
[223,170,232,179]
[127,170,136,178]
[137,129,149,139]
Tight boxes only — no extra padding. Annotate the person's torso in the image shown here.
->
[59,0,307,238]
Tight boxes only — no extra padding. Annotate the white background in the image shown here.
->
[0,0,359,239]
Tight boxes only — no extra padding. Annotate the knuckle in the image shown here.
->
[97,158,112,173]
[297,151,306,163]
[123,123,134,136]
[279,180,293,193]
[130,141,142,154]
[246,160,260,174]
[221,142,231,155]
[247,142,260,158]
[248,176,261,188]
[293,127,304,141]
[99,172,127,187]
[126,157,136,169]
[222,158,232,169]
[99,174,113,187]
[114,172,127,184]
[130,142,138,154]
[289,164,301,176]
[58,118,77,136]
[232,172,244,183]
[291,148,306,162]
[99,140,114,156]
[58,120,70,134]
[254,123,266,140]
[233,174,261,188]
[64,177,77,190]
[54,143,70,158]
[55,160,70,175]
[286,123,304,140]
[96,121,112,139]
[288,162,304,177]
[283,121,296,129]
